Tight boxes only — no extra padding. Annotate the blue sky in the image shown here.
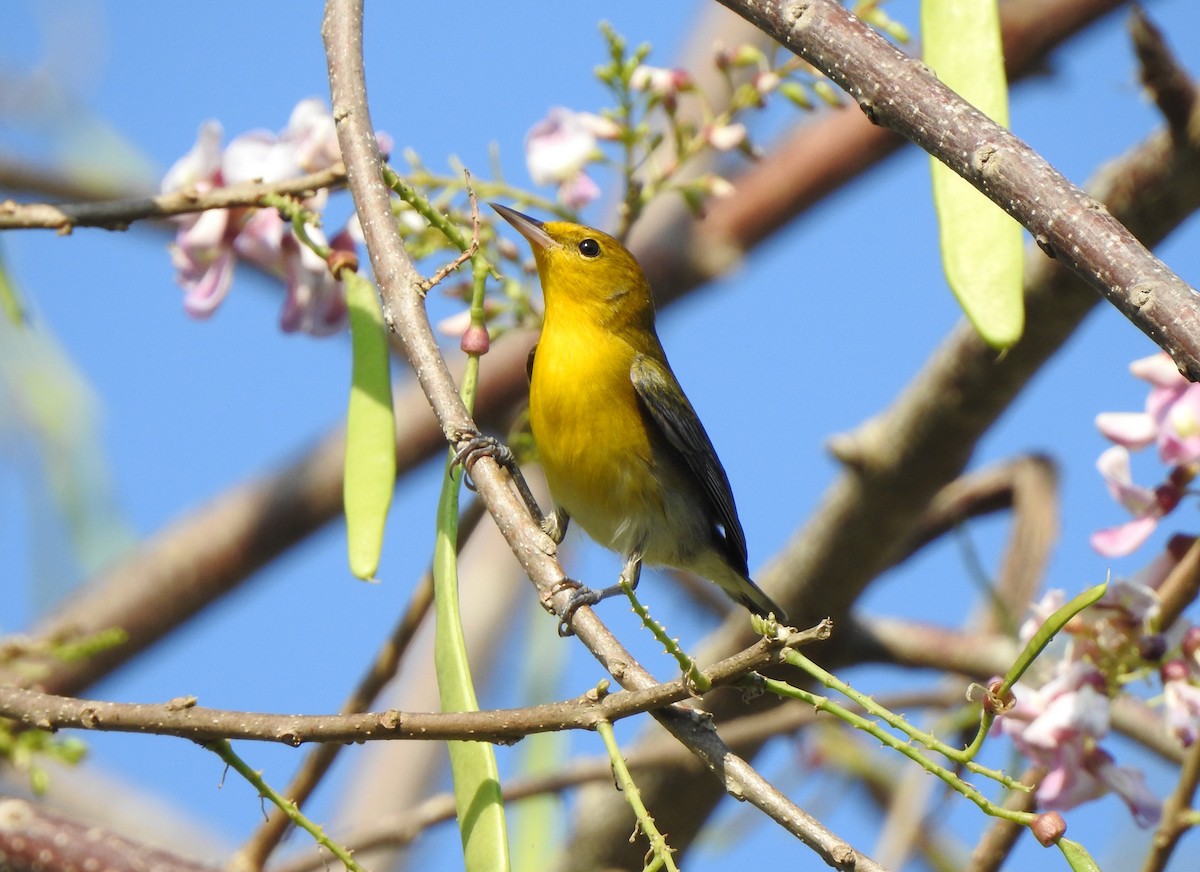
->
[3,1,1200,870]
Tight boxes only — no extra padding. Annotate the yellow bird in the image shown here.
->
[489,204,787,631]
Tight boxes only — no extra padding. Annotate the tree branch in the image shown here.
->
[717,0,1200,379]
[0,797,217,872]
[0,166,348,232]
[0,630,814,745]
[680,0,1129,289]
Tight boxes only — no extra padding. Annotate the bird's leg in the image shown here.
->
[542,506,570,544]
[554,552,642,637]
[450,429,546,527]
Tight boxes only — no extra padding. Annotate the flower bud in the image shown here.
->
[327,249,358,280]
[1031,812,1066,846]
[461,324,490,356]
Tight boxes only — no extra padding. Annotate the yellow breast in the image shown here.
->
[530,320,660,552]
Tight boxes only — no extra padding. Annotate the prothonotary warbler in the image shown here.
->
[487,203,788,632]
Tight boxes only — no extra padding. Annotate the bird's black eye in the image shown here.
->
[578,238,601,258]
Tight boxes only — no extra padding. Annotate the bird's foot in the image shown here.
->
[552,576,632,637]
[451,430,517,492]
[550,578,591,637]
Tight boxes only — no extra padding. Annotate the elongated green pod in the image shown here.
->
[923,0,1024,348]
[434,452,510,871]
[343,272,395,580]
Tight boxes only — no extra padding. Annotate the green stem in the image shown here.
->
[757,674,1037,826]
[596,720,679,872]
[620,580,709,692]
[782,648,1027,791]
[204,740,367,872]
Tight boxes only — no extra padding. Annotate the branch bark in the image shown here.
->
[0,630,815,745]
[716,0,1200,380]
[0,797,217,872]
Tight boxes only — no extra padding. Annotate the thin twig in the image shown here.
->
[420,170,482,292]
[205,740,366,872]
[0,166,348,232]
[1141,733,1200,872]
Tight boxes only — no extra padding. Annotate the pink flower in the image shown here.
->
[170,215,236,318]
[1163,659,1200,747]
[278,224,350,336]
[525,107,607,209]
[1097,353,1200,464]
[704,122,747,152]
[629,65,692,96]
[162,120,224,194]
[1091,353,1200,556]
[1090,446,1178,557]
[162,100,383,333]
[997,661,1160,825]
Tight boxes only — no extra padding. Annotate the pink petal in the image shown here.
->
[284,98,341,172]
[1091,515,1159,557]
[1095,411,1157,449]
[1131,352,1186,389]
[234,208,286,274]
[1087,750,1161,827]
[181,248,236,318]
[223,130,301,185]
[526,107,597,185]
[1096,446,1157,513]
[1037,744,1106,811]
[162,120,224,193]
[175,207,231,253]
[558,172,600,209]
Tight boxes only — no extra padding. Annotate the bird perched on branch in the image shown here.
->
[482,203,787,633]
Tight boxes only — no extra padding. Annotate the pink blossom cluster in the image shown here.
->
[523,63,752,211]
[162,99,390,336]
[1092,353,1199,557]
[997,578,1171,826]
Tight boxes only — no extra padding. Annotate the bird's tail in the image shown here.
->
[713,564,789,625]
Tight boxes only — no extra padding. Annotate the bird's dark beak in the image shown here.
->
[490,203,556,252]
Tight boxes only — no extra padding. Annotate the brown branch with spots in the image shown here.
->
[716,0,1200,380]
[0,628,818,746]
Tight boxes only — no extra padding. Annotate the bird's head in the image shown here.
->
[492,203,655,326]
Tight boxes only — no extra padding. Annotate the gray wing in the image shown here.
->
[630,353,749,574]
